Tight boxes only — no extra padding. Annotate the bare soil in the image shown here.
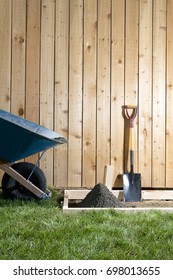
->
[126,200,173,208]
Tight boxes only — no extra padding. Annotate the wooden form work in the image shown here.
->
[63,189,173,213]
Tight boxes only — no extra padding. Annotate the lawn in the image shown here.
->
[0,187,173,260]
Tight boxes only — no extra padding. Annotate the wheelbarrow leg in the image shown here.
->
[27,150,46,181]
[0,164,49,199]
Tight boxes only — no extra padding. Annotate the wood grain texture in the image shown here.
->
[0,0,12,181]
[25,0,41,163]
[11,0,26,117]
[138,0,152,187]
[166,0,173,187]
[152,0,166,187]
[124,0,139,173]
[83,0,97,187]
[68,0,83,187]
[111,0,125,186]
[0,0,11,112]
[97,0,111,183]
[54,0,69,187]
[40,0,55,184]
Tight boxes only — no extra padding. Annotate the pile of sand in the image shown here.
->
[76,183,124,208]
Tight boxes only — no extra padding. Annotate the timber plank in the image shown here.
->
[0,0,12,181]
[68,0,83,187]
[124,0,139,173]
[152,0,166,187]
[54,0,69,187]
[97,0,111,183]
[166,0,173,187]
[138,0,152,187]
[40,0,55,185]
[11,0,26,117]
[0,0,11,112]
[26,0,41,163]
[83,0,97,188]
[111,0,125,186]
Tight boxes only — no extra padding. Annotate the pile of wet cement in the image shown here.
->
[76,183,124,208]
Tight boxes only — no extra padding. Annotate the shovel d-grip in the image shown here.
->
[124,105,138,152]
[124,105,138,128]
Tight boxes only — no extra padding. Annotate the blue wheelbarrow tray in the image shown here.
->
[0,109,67,199]
[0,109,67,164]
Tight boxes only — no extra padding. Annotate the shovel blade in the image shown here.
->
[123,173,141,202]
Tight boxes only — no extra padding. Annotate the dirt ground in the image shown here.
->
[69,199,173,208]
[125,200,173,208]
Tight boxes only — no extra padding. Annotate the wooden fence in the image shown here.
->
[0,0,173,189]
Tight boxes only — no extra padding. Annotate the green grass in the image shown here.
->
[0,187,173,260]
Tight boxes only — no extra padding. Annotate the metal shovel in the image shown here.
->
[123,105,141,202]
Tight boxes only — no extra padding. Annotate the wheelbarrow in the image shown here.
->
[0,109,67,200]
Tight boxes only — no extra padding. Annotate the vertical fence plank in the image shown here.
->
[68,0,83,187]
[26,0,41,164]
[40,0,55,185]
[138,0,152,187]
[97,0,111,183]
[83,0,97,188]
[0,0,11,112]
[125,0,139,104]
[11,0,26,117]
[166,0,173,187]
[111,0,125,186]
[152,0,166,187]
[54,0,69,188]
[0,0,11,181]
[124,0,139,173]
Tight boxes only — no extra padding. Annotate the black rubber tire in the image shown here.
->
[2,162,47,200]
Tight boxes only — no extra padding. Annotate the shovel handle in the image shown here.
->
[129,126,133,150]
[130,149,134,168]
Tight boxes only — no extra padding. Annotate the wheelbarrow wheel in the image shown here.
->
[2,162,47,200]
